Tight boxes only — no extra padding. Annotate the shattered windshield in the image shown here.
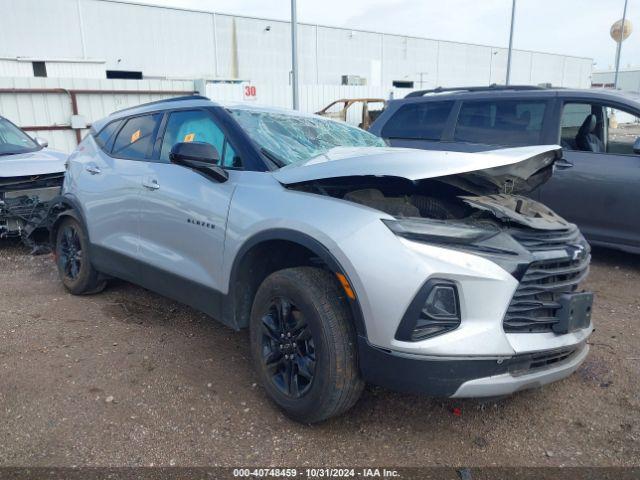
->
[0,117,40,156]
[228,108,387,165]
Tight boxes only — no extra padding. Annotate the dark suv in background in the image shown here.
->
[369,86,640,254]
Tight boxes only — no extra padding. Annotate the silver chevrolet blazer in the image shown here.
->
[50,96,593,423]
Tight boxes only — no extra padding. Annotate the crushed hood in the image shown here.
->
[272,145,562,194]
[0,148,67,178]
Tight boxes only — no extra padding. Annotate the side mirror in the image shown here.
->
[634,137,640,155]
[169,142,228,183]
[35,137,48,148]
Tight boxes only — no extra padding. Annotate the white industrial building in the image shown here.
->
[0,0,595,152]
[1,0,593,88]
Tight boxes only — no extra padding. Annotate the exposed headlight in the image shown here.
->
[382,218,498,245]
[395,280,461,341]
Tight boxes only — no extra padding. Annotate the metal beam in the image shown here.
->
[614,0,629,89]
[290,0,300,110]
[506,0,516,85]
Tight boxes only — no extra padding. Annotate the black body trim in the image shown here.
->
[90,245,226,325]
[358,336,507,396]
[48,194,89,246]
[394,278,460,341]
[357,336,586,396]
[227,228,367,336]
[111,95,208,115]
[50,201,363,335]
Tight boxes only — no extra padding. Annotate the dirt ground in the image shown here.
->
[0,240,638,467]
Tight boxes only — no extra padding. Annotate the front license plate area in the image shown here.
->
[553,292,593,334]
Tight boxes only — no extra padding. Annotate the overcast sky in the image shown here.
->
[125,0,636,70]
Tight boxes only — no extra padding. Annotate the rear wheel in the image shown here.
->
[55,217,106,295]
[250,267,364,423]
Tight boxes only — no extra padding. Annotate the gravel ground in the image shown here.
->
[0,240,638,467]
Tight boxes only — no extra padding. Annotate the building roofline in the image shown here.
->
[593,69,640,74]
[94,0,593,62]
[0,56,106,64]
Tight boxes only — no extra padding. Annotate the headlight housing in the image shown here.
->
[395,279,461,341]
[382,217,524,258]
[382,218,498,245]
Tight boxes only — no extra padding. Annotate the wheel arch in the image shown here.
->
[48,195,88,248]
[225,228,367,336]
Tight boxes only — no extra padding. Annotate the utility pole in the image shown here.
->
[614,0,630,89]
[290,0,300,109]
[505,0,516,85]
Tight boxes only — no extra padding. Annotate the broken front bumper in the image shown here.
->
[0,173,64,244]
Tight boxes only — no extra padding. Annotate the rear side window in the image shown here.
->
[93,120,123,150]
[381,101,454,140]
[454,100,547,146]
[111,114,162,160]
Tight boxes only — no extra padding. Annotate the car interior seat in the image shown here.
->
[575,114,604,152]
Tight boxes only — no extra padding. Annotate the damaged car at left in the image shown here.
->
[0,115,66,250]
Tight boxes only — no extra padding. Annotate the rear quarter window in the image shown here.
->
[381,101,454,140]
[111,114,162,160]
[454,100,547,146]
[93,120,123,151]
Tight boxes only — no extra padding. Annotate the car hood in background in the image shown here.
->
[272,145,562,195]
[0,148,67,177]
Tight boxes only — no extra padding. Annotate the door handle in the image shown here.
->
[85,164,101,175]
[555,159,574,170]
[142,178,160,190]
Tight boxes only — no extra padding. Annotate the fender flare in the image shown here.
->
[48,195,88,247]
[227,228,367,337]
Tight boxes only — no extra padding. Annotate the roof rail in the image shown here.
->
[404,84,546,98]
[111,94,209,115]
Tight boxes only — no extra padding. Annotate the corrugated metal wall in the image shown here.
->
[0,0,593,88]
[0,77,195,152]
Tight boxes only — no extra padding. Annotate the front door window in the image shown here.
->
[560,102,640,155]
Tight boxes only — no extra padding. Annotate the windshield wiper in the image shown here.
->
[260,148,287,169]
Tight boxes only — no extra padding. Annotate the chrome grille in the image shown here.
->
[504,252,590,333]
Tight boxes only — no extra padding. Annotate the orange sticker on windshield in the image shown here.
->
[130,129,141,143]
[183,133,195,142]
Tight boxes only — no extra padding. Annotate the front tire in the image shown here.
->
[55,217,106,295]
[250,267,364,423]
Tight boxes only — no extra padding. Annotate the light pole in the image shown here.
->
[505,0,516,85]
[290,0,300,110]
[613,0,630,89]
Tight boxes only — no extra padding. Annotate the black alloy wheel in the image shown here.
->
[260,297,316,398]
[250,267,364,423]
[58,223,83,281]
[55,217,106,295]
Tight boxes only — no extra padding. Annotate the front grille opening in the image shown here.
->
[504,254,590,332]
[504,226,590,333]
